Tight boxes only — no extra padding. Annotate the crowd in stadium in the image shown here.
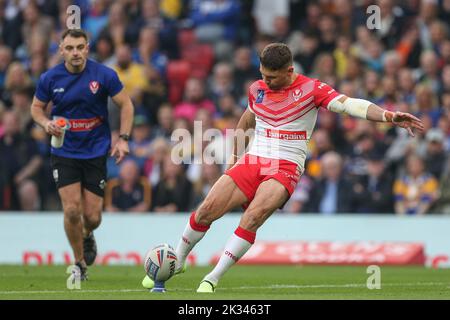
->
[1,0,450,215]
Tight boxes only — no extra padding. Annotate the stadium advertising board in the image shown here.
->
[0,214,449,267]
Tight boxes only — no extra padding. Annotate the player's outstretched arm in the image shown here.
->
[110,89,134,164]
[328,95,425,137]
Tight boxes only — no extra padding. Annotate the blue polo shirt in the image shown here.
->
[35,59,123,159]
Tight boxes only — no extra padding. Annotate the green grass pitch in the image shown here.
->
[0,265,449,300]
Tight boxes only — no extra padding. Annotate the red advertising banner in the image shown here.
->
[210,241,426,266]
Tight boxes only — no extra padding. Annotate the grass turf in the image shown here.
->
[0,265,449,300]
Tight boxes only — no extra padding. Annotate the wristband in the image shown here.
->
[383,111,394,122]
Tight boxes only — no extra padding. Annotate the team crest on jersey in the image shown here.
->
[89,81,99,94]
[256,89,265,103]
[293,89,302,101]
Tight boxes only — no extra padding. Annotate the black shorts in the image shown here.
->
[50,154,107,197]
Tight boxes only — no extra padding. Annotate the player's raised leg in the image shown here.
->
[81,189,103,266]
[175,174,248,271]
[197,179,289,292]
[59,183,88,279]
[142,174,248,289]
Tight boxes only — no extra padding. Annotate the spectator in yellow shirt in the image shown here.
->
[394,154,439,215]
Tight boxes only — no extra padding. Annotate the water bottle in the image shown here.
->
[51,117,69,148]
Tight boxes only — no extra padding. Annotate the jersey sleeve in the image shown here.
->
[313,80,342,109]
[105,68,124,97]
[247,88,255,113]
[35,73,51,103]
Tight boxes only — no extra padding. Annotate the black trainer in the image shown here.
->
[83,232,97,266]
[75,261,88,281]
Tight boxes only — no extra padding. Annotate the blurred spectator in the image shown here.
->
[305,151,353,214]
[215,94,240,124]
[0,111,42,210]
[160,0,183,19]
[397,68,417,104]
[317,14,337,53]
[0,0,22,51]
[174,77,215,122]
[0,45,13,90]
[153,103,174,140]
[293,31,319,76]
[442,64,450,94]
[232,46,260,99]
[207,61,237,106]
[310,52,335,81]
[98,2,129,48]
[393,154,439,215]
[132,26,168,78]
[128,0,178,58]
[191,163,222,208]
[396,22,422,68]
[9,88,33,135]
[29,53,48,86]
[113,44,149,105]
[416,0,440,50]
[129,114,154,171]
[361,69,382,101]
[334,35,358,80]
[83,0,109,43]
[361,36,385,73]
[152,154,193,213]
[345,132,386,179]
[375,76,399,112]
[418,128,448,180]
[189,0,241,60]
[375,0,405,49]
[252,0,289,37]
[351,150,395,213]
[382,51,402,79]
[305,128,335,179]
[413,83,441,126]
[144,137,171,186]
[2,62,34,106]
[91,35,115,66]
[20,2,53,53]
[417,50,442,94]
[104,159,151,212]
[281,174,313,214]
[432,155,450,214]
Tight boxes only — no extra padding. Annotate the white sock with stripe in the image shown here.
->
[175,212,210,271]
[203,226,256,286]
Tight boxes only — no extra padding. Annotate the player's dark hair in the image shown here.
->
[61,29,89,42]
[260,43,293,71]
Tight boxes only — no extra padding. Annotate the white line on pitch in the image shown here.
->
[0,282,447,295]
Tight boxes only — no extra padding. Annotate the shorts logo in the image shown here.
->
[89,81,99,94]
[53,169,59,182]
[99,179,105,190]
[256,89,265,103]
[293,89,302,101]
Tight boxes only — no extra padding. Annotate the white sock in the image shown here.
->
[175,212,210,270]
[204,227,255,285]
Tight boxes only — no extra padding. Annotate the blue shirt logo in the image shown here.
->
[256,89,265,103]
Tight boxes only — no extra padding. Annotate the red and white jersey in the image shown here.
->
[247,74,342,169]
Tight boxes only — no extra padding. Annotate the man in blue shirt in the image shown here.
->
[30,29,134,280]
